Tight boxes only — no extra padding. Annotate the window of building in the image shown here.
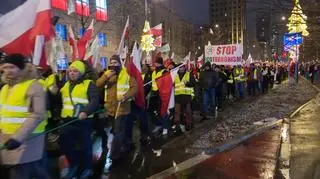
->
[96,0,108,21]
[99,32,107,46]
[55,23,68,41]
[52,0,68,11]
[76,0,90,16]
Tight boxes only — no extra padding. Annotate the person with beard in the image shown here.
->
[96,55,137,172]
[173,64,196,132]
[59,60,100,179]
[0,54,49,179]
[199,62,220,121]
[149,57,170,136]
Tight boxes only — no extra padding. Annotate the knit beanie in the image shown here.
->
[2,54,26,69]
[110,55,121,65]
[69,60,86,74]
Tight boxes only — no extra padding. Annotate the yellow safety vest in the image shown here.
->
[235,69,245,82]
[0,80,47,134]
[45,74,57,91]
[152,70,164,91]
[38,79,52,118]
[104,68,131,102]
[116,68,131,101]
[61,80,92,118]
[174,72,194,97]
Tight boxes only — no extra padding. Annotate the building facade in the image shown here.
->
[52,0,196,62]
[210,0,245,45]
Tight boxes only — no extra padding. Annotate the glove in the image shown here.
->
[4,138,21,150]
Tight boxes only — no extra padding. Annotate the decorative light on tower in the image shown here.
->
[287,0,309,36]
[141,21,155,53]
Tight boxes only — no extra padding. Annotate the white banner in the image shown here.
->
[205,44,243,65]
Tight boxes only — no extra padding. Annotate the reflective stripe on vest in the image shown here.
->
[117,68,131,101]
[0,80,47,134]
[174,72,194,97]
[152,70,164,91]
[104,68,131,102]
[235,69,245,81]
[61,80,91,118]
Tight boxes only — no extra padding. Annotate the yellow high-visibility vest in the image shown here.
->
[38,79,52,118]
[104,68,131,102]
[61,80,92,118]
[116,68,131,101]
[152,70,164,91]
[0,80,47,134]
[45,74,57,91]
[235,68,245,82]
[174,72,194,97]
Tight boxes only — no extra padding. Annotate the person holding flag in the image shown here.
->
[96,55,137,169]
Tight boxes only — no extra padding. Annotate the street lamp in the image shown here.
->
[281,16,286,21]
[215,24,219,28]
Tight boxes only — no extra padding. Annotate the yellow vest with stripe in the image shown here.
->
[45,74,57,91]
[0,80,47,134]
[61,80,92,118]
[38,79,53,118]
[104,68,131,102]
[152,70,164,91]
[174,72,194,97]
[235,68,245,82]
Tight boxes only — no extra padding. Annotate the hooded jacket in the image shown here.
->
[199,62,220,90]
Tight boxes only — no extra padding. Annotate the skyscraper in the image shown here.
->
[210,0,245,44]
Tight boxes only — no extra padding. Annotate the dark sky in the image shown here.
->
[1,0,211,24]
[156,0,210,25]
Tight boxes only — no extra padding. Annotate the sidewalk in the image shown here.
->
[289,94,320,179]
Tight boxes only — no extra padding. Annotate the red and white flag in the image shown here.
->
[0,0,53,57]
[197,54,204,69]
[69,19,94,60]
[128,42,145,108]
[156,64,183,117]
[151,23,163,37]
[84,35,100,67]
[117,16,130,56]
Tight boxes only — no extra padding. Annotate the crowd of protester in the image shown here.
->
[0,52,289,178]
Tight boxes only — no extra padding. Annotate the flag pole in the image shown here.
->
[143,62,186,87]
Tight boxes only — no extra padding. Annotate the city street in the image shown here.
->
[97,78,318,179]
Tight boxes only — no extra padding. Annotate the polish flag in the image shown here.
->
[197,54,204,69]
[151,23,163,37]
[0,0,54,57]
[84,35,100,67]
[69,19,94,60]
[127,42,145,108]
[117,16,130,56]
[156,64,183,117]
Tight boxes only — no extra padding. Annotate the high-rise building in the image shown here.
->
[210,0,245,44]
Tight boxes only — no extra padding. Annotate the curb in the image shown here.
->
[277,78,320,179]
[185,119,283,155]
[148,119,283,179]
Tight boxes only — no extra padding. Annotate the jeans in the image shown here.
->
[60,120,93,170]
[0,160,50,179]
[129,104,149,139]
[236,82,245,98]
[202,88,216,115]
